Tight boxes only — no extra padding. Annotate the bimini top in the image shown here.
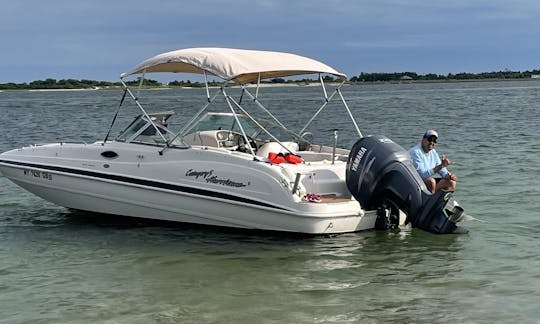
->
[120,47,346,84]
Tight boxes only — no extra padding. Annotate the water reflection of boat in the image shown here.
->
[0,48,466,234]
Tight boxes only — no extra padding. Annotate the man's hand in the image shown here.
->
[441,155,452,168]
[445,172,457,181]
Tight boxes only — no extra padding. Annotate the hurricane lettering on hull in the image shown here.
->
[185,169,247,187]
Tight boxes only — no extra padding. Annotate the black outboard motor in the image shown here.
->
[346,135,462,234]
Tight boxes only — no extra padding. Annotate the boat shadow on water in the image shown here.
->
[61,208,349,240]
[61,208,466,247]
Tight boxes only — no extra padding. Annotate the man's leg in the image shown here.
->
[436,179,457,192]
[423,177,436,193]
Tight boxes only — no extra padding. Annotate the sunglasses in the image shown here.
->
[426,136,437,143]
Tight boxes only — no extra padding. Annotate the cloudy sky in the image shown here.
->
[2,0,539,82]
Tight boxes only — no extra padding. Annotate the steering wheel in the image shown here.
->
[299,131,314,151]
[236,133,257,153]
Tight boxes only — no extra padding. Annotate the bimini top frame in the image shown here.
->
[110,47,362,156]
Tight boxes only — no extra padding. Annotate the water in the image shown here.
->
[1,82,540,323]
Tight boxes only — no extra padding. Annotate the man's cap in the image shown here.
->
[423,129,439,138]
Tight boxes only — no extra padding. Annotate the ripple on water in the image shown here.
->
[1,84,540,322]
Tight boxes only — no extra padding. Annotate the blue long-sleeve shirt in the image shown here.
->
[408,143,448,179]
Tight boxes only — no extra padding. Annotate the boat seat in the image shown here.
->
[183,131,220,147]
[256,141,298,158]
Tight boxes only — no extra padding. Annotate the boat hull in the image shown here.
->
[0,143,375,234]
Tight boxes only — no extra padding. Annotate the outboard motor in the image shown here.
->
[346,135,463,234]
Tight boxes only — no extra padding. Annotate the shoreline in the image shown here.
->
[2,77,540,92]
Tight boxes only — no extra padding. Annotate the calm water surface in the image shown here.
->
[1,81,540,323]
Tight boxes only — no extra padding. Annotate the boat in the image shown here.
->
[0,47,467,234]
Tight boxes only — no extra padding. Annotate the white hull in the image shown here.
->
[0,142,377,234]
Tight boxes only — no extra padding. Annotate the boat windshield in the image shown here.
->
[184,112,308,145]
[116,113,187,147]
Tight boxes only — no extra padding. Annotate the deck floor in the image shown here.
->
[302,194,352,204]
[320,194,352,203]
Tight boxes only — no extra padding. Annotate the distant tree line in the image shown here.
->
[350,70,540,82]
[0,77,224,90]
[2,70,540,90]
[168,80,223,87]
[0,78,164,90]
[0,78,121,90]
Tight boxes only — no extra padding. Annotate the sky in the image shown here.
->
[2,0,540,83]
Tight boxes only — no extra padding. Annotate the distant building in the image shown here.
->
[400,75,413,80]
[531,74,540,79]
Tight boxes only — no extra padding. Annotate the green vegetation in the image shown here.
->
[0,78,121,90]
[168,80,223,87]
[350,70,540,82]
[0,78,161,90]
[0,77,216,90]
[1,70,540,90]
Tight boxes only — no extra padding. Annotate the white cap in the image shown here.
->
[423,129,439,138]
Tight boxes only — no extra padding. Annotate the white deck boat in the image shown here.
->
[0,48,466,234]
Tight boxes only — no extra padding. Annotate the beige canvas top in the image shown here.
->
[121,47,346,84]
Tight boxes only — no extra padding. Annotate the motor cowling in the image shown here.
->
[346,135,460,234]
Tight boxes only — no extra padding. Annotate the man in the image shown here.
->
[408,129,457,193]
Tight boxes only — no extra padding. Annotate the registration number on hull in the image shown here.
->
[23,169,53,181]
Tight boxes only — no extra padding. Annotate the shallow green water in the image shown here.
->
[1,81,539,323]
